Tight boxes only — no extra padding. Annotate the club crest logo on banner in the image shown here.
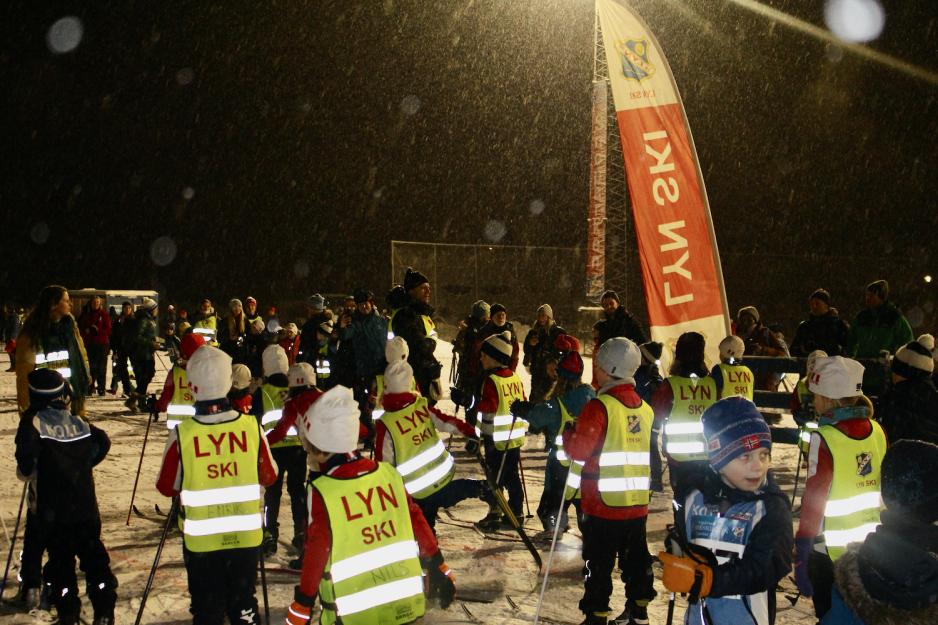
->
[616,39,655,81]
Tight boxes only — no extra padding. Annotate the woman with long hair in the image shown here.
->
[15,285,90,416]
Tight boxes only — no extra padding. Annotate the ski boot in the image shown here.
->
[288,554,304,571]
[92,614,115,625]
[262,531,278,557]
[474,508,503,532]
[609,602,649,625]
[578,613,608,625]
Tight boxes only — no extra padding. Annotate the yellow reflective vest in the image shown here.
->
[260,383,297,448]
[381,396,455,499]
[715,363,754,400]
[313,463,425,625]
[663,375,717,462]
[192,317,217,346]
[177,413,264,552]
[818,420,886,561]
[565,395,653,508]
[477,371,527,451]
[165,365,196,429]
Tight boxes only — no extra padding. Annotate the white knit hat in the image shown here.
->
[481,331,513,366]
[718,335,746,361]
[892,334,936,379]
[318,320,334,336]
[251,318,265,332]
[537,303,553,320]
[596,337,640,381]
[288,362,316,389]
[809,356,865,399]
[230,364,251,391]
[805,350,828,378]
[188,346,233,401]
[140,297,158,312]
[262,345,289,377]
[303,385,359,453]
[385,336,409,363]
[384,360,413,394]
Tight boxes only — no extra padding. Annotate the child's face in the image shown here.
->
[719,447,771,492]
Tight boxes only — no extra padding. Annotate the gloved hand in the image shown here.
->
[658,552,713,599]
[794,537,814,597]
[450,387,472,409]
[510,399,532,417]
[465,438,480,455]
[424,552,456,608]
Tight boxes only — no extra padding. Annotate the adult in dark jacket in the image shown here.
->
[790,289,850,357]
[523,303,566,403]
[822,440,938,625]
[3,303,22,370]
[219,298,248,360]
[846,280,913,358]
[78,295,112,396]
[737,305,789,392]
[15,369,116,625]
[338,289,388,420]
[330,295,358,389]
[453,300,490,392]
[477,303,520,370]
[126,297,160,410]
[390,267,443,402]
[593,290,647,347]
[108,302,134,396]
[298,293,332,364]
[877,335,938,445]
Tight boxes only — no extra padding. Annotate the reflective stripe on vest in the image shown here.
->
[663,375,717,462]
[564,460,586,501]
[164,366,196,429]
[382,397,456,499]
[716,363,754,400]
[177,413,263,552]
[480,372,527,451]
[555,398,576,467]
[313,463,425,625]
[594,394,653,508]
[818,420,886,560]
[685,489,769,625]
[261,383,297,447]
[35,349,72,379]
[799,421,819,453]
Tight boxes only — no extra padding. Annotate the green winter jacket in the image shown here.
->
[130,309,158,362]
[846,303,913,358]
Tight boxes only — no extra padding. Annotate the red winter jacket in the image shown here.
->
[297,456,440,599]
[562,383,649,520]
[78,307,112,347]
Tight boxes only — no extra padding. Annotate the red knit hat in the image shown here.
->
[181,332,206,361]
[555,334,583,380]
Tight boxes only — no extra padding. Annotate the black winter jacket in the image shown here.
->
[15,406,110,524]
[877,377,938,445]
[593,305,647,346]
[790,309,850,357]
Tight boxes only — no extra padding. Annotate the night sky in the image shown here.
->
[2,0,936,336]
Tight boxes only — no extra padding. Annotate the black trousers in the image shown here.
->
[131,355,155,396]
[416,478,484,531]
[809,549,835,619]
[579,514,656,615]
[537,454,569,529]
[43,518,117,624]
[184,545,261,625]
[483,441,524,517]
[20,510,45,589]
[265,446,308,541]
[110,351,132,393]
[86,343,109,394]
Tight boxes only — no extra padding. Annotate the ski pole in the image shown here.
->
[533,467,571,624]
[0,481,27,599]
[790,448,804,510]
[134,497,179,625]
[666,592,675,625]
[259,545,270,625]
[517,457,533,519]
[494,411,521,485]
[127,395,157,525]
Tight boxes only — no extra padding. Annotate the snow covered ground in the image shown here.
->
[0,342,817,624]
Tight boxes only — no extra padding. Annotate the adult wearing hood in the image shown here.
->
[822,439,938,625]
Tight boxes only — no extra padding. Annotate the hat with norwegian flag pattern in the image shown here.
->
[702,396,772,472]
